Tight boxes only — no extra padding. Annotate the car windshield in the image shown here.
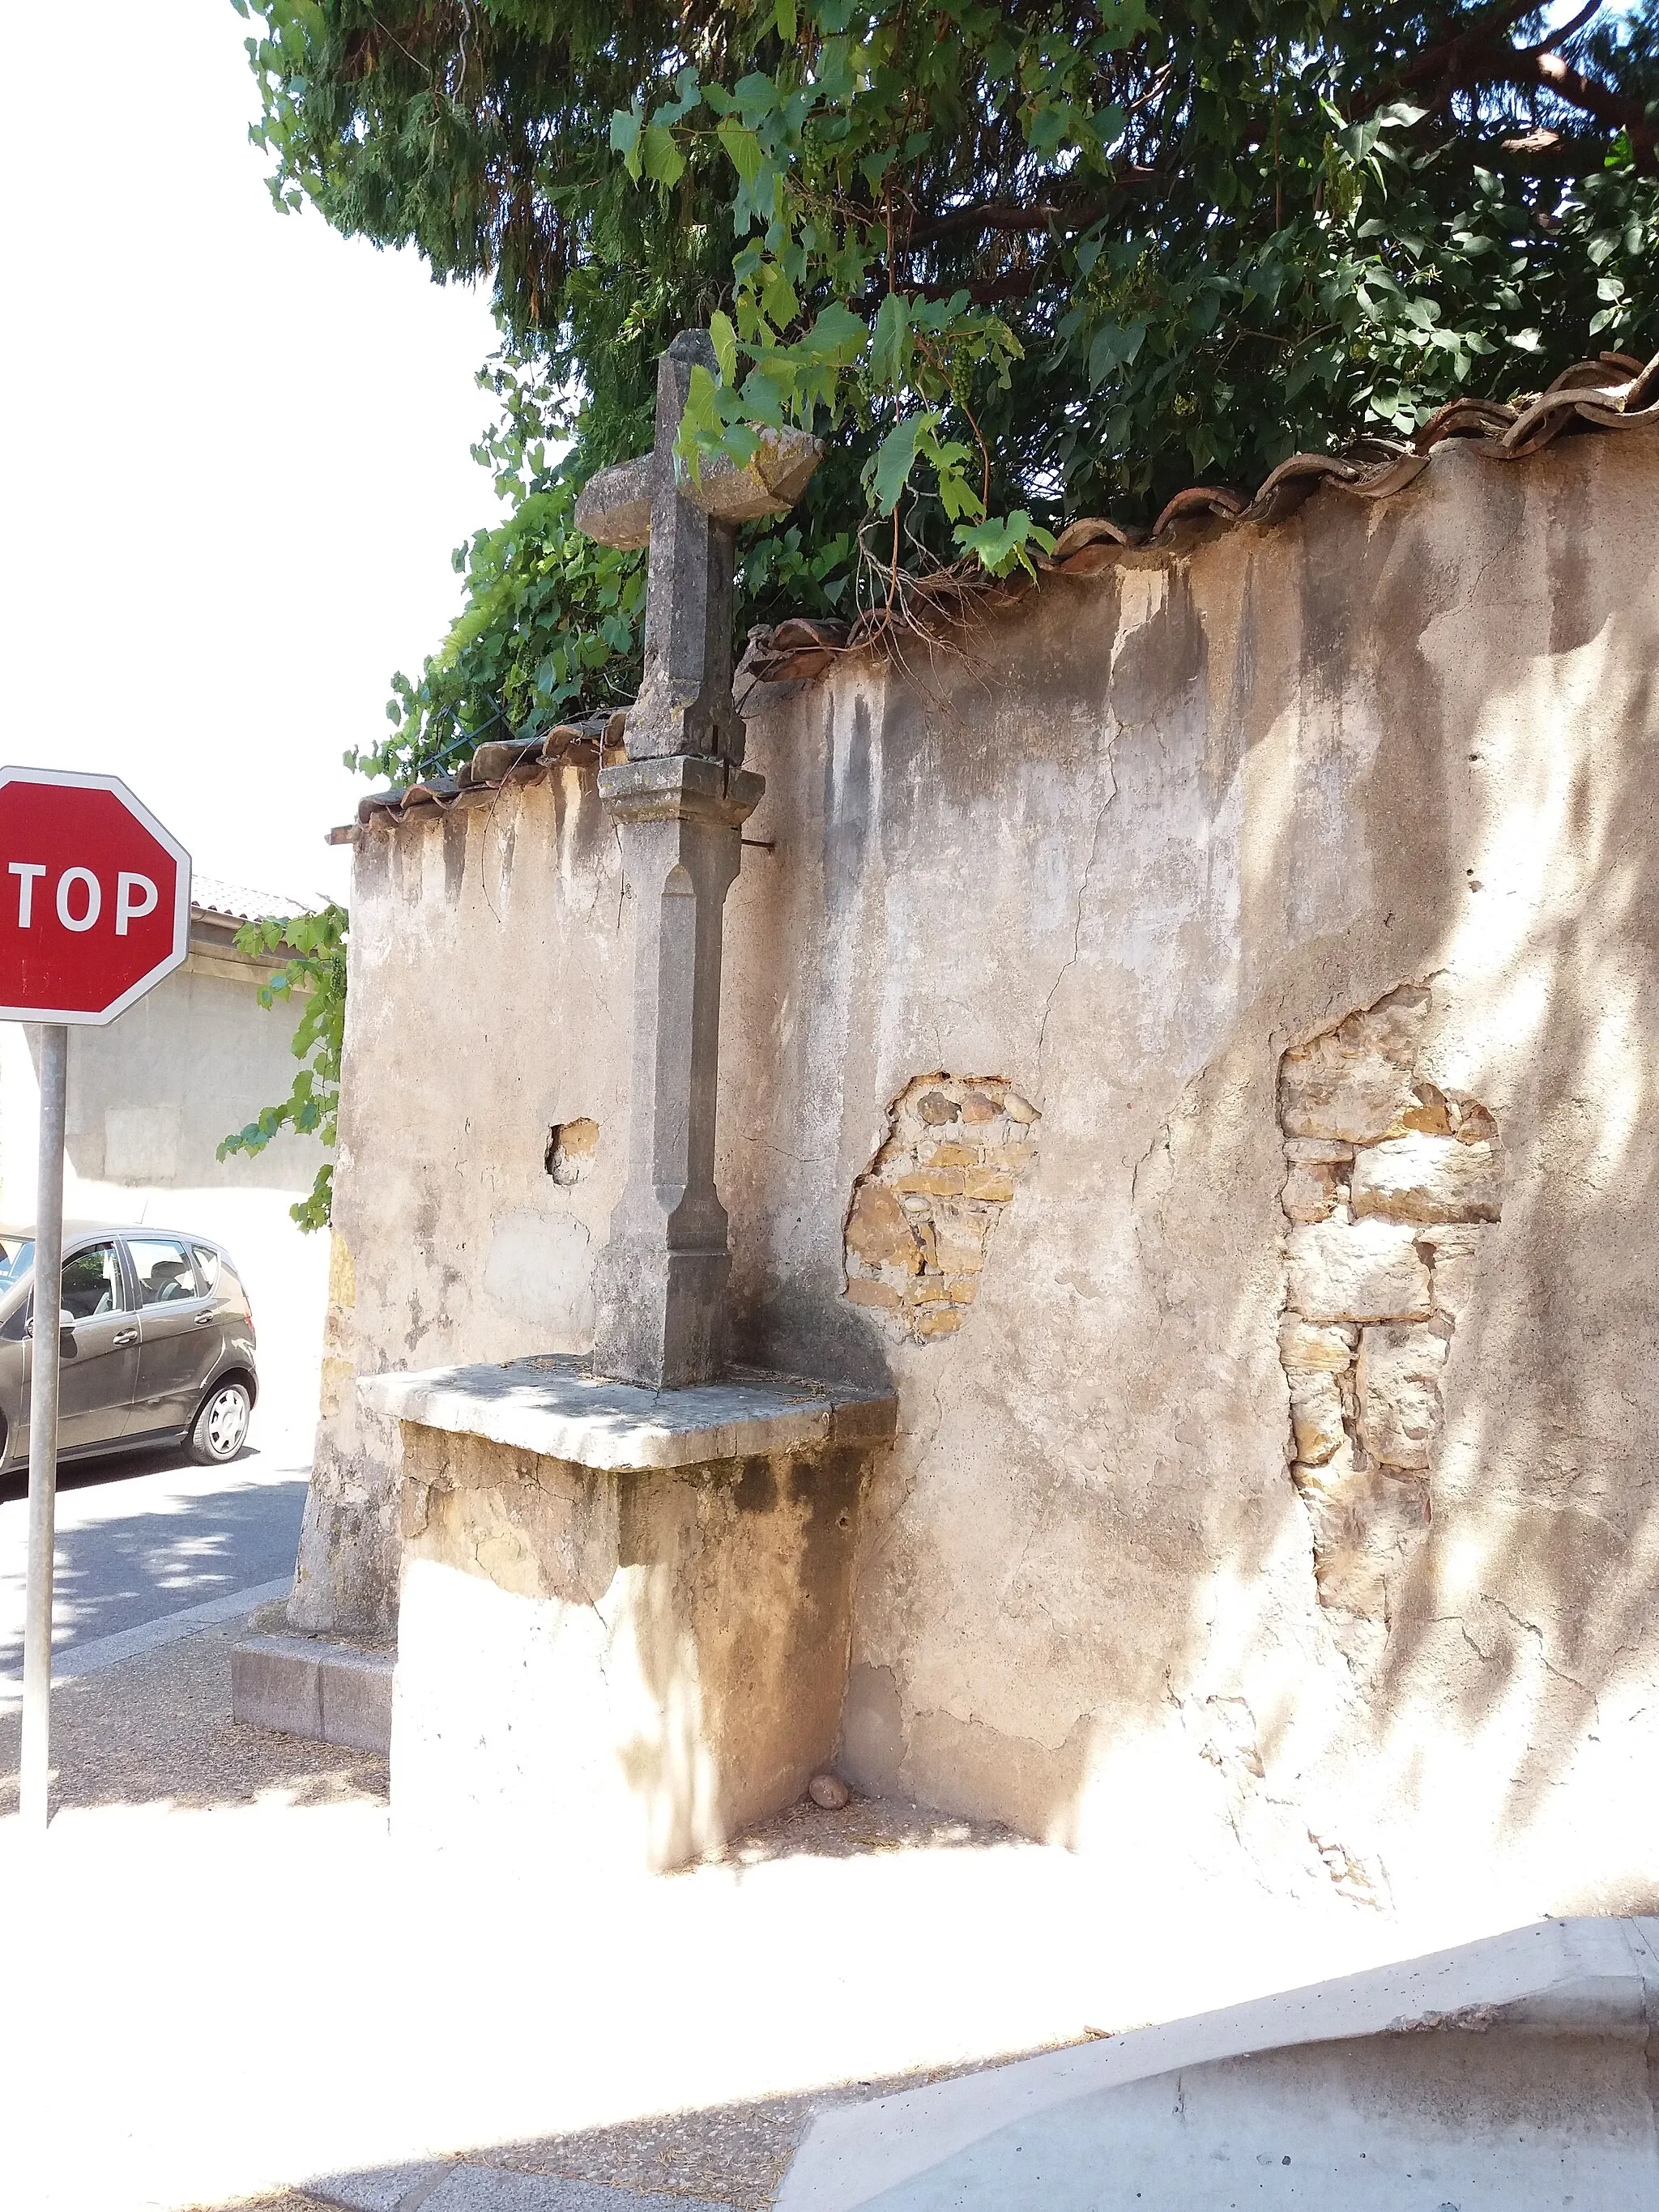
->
[0,1237,35,1289]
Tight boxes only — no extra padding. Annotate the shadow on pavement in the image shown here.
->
[0,1444,309,1672]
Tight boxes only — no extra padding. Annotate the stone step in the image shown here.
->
[231,1630,393,1755]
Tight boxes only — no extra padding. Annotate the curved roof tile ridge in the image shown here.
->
[338,343,1657,833]
[736,343,1657,680]
[349,711,627,833]
[1042,343,1659,574]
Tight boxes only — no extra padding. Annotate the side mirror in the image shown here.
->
[24,1310,75,1337]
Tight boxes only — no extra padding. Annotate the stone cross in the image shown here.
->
[575,331,823,1387]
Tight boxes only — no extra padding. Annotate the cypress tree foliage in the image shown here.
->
[234,0,1659,778]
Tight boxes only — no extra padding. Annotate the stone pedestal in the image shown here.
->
[360,1357,895,1870]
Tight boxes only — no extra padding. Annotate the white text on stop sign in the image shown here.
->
[6,863,160,936]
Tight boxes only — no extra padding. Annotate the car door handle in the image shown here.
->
[192,1313,214,1328]
[113,1328,139,1347]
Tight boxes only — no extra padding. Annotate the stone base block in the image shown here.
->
[369,1357,895,1872]
[231,1632,394,1754]
[394,1434,868,1870]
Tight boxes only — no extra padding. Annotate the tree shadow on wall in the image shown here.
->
[1178,478,1659,1923]
[1367,631,1659,1911]
[0,1446,308,1673]
[927,458,1659,1925]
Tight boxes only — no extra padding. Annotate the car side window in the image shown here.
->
[191,1245,220,1294]
[128,1238,201,1307]
[60,1245,127,1320]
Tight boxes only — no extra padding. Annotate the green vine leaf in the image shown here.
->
[872,411,934,514]
[219,901,348,1232]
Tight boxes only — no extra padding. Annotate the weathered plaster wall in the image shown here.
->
[305,432,1659,1945]
[292,766,632,1634]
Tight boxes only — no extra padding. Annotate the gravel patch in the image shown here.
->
[181,2196,334,2212]
[0,1609,388,1818]
[485,2051,1026,2212]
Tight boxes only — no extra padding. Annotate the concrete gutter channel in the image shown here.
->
[774,1916,1659,2210]
[285,1918,1659,2212]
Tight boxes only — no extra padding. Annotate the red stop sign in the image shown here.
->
[0,768,191,1024]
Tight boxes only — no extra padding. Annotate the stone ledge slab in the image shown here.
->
[231,1633,394,1754]
[358,1354,898,1472]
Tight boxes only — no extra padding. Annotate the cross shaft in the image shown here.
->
[577,333,822,1387]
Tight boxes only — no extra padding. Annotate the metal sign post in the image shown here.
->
[0,767,190,1831]
[19,1025,67,1829]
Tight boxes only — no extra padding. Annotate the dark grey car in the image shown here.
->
[0,1225,259,1472]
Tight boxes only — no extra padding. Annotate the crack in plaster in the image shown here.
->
[1486,1596,1602,1720]
[999,1462,1070,1613]
[1035,763,1118,1078]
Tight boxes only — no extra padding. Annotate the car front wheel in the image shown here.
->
[190,1380,251,1465]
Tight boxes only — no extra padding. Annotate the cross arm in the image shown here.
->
[575,424,825,550]
[574,456,654,549]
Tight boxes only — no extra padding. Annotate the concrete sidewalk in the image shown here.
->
[1,1613,1081,2212]
[1,1610,1548,2212]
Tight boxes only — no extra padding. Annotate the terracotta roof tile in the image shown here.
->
[332,344,1658,837]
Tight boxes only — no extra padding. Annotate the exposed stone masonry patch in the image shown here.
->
[1277,987,1502,1669]
[546,1118,599,1186]
[844,1075,1040,1342]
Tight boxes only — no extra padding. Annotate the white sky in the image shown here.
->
[0,2,503,910]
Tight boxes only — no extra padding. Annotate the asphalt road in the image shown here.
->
[0,1416,309,1680]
